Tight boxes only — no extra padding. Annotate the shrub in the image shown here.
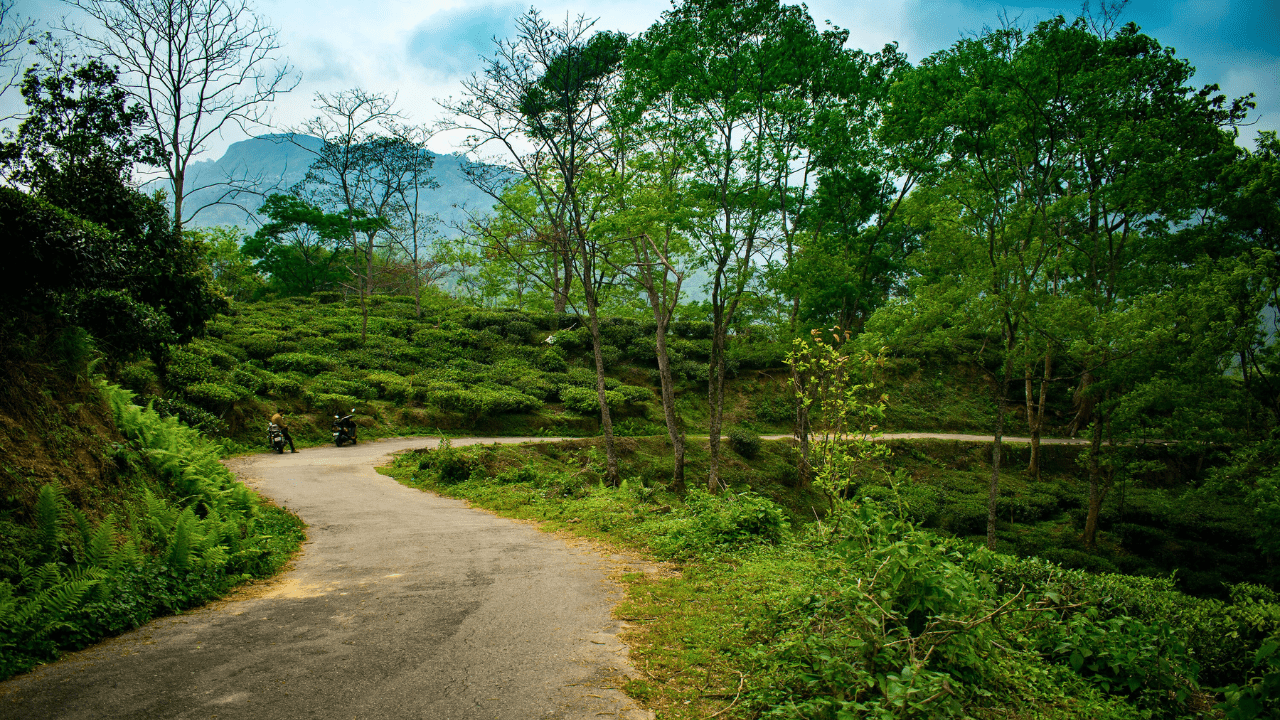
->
[616,385,652,405]
[505,320,535,341]
[364,371,411,403]
[727,426,762,459]
[308,392,359,412]
[653,490,790,557]
[264,373,303,399]
[184,382,244,408]
[238,333,280,360]
[560,386,625,415]
[536,347,568,372]
[753,394,795,424]
[271,352,335,374]
[297,336,338,355]
[165,348,217,386]
[118,364,159,395]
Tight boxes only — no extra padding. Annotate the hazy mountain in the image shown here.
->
[151,134,496,232]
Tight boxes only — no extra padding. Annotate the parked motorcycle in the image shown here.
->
[267,422,287,454]
[332,409,358,447]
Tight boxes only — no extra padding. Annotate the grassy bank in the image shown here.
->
[381,438,1280,719]
[0,376,304,678]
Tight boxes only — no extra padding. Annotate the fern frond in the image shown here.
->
[33,485,62,564]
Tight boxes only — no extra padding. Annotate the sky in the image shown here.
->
[7,0,1280,160]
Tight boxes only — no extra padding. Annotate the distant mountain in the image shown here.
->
[148,134,496,232]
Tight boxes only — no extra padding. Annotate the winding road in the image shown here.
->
[0,436,655,720]
[0,430,1086,719]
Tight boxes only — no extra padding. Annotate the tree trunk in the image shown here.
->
[1027,352,1051,479]
[584,291,621,487]
[554,250,572,314]
[986,391,1005,551]
[1083,418,1107,550]
[172,169,185,234]
[707,327,729,493]
[359,235,372,342]
[654,319,685,490]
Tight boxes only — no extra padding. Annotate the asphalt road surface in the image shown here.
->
[0,436,654,720]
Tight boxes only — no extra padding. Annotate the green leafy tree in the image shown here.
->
[189,226,264,302]
[442,11,630,486]
[242,193,374,297]
[1,56,223,363]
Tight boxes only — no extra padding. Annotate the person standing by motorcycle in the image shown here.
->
[270,410,298,453]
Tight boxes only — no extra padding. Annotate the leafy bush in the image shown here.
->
[652,490,789,558]
[418,441,478,484]
[184,382,244,408]
[270,352,335,374]
[537,346,568,372]
[165,348,217,386]
[616,385,652,405]
[117,364,159,394]
[308,392,359,412]
[727,426,762,459]
[364,371,411,403]
[560,386,625,415]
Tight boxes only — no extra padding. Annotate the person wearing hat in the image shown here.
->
[270,410,298,453]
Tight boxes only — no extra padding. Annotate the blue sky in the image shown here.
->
[8,0,1278,157]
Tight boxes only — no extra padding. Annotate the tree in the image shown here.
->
[242,192,372,297]
[441,11,629,486]
[290,89,401,339]
[629,0,849,491]
[376,124,440,317]
[190,225,263,301]
[0,0,35,113]
[61,0,299,230]
[1,58,223,364]
[875,14,1251,550]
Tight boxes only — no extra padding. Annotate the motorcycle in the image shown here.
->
[332,409,358,447]
[267,422,287,454]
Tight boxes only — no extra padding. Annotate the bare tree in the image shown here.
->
[0,0,35,117]
[291,89,401,340]
[440,10,629,486]
[378,123,440,318]
[60,0,299,230]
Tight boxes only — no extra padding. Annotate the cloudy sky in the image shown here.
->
[8,0,1280,159]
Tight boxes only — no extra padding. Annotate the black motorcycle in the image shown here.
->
[332,410,358,447]
[267,422,287,453]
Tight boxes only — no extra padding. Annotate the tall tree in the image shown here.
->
[61,0,298,230]
[441,11,629,486]
[629,0,844,491]
[290,89,400,340]
[378,124,440,318]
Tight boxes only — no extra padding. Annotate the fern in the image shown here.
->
[86,515,117,568]
[167,509,195,571]
[33,485,62,564]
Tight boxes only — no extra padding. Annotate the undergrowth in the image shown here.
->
[382,439,1280,719]
[0,382,304,679]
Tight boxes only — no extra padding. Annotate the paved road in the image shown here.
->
[0,436,654,720]
[760,432,1090,444]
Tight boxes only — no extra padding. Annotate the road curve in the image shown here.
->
[0,436,654,720]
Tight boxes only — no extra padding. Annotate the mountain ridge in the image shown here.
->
[148,134,494,233]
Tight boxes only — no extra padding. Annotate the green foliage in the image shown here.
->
[0,381,302,679]
[652,490,790,558]
[270,352,337,374]
[727,426,762,459]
